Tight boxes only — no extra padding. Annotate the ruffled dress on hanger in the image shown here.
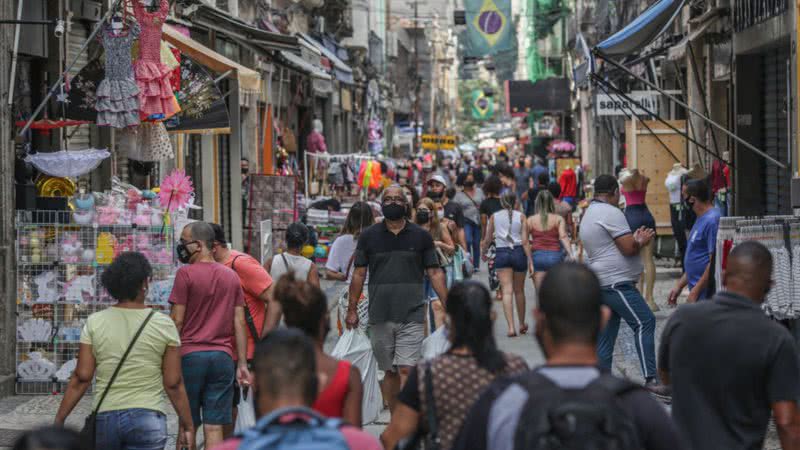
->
[96,22,140,128]
[133,0,179,120]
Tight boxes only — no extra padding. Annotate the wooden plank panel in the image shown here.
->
[626,120,687,235]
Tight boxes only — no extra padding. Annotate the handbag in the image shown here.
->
[435,247,452,268]
[79,310,156,450]
[398,362,440,450]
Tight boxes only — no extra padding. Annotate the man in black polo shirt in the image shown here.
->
[659,241,800,450]
[346,185,448,412]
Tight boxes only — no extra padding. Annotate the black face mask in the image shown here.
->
[382,203,406,221]
[241,168,249,175]
[176,241,198,264]
[416,211,430,223]
[428,191,443,201]
[464,181,475,188]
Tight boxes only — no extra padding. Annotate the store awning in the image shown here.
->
[667,10,722,61]
[279,50,332,80]
[595,0,687,57]
[299,33,355,84]
[163,24,261,93]
[190,4,300,53]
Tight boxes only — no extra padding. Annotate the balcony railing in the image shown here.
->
[734,0,789,32]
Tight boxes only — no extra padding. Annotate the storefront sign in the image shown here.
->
[596,91,661,117]
[313,78,334,95]
[342,89,352,112]
[421,134,457,150]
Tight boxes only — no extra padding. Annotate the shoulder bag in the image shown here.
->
[231,255,262,342]
[80,310,156,450]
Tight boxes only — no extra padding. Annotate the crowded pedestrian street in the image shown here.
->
[5,0,800,449]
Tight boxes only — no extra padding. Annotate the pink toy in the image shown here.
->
[60,274,95,303]
[60,233,82,263]
[126,188,143,211]
[97,206,121,225]
[133,203,152,227]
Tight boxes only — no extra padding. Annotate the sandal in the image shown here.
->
[507,331,518,338]
[519,324,529,335]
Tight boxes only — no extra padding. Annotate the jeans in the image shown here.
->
[714,192,728,217]
[597,282,656,380]
[464,221,481,270]
[96,408,167,450]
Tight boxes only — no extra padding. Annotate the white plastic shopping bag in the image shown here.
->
[422,326,450,360]
[234,386,256,433]
[331,329,382,425]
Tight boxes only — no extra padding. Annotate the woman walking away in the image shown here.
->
[265,222,320,288]
[481,193,532,337]
[275,272,364,426]
[381,281,528,450]
[528,190,573,293]
[325,202,375,334]
[479,175,504,296]
[55,252,194,450]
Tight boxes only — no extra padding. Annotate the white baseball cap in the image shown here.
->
[427,175,448,187]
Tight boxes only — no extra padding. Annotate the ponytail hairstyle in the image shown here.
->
[446,281,507,373]
[341,201,375,239]
[535,189,556,229]
[274,272,328,339]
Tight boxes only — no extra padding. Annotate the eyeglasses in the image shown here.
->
[383,196,406,204]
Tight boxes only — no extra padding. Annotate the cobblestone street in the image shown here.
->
[0,262,781,448]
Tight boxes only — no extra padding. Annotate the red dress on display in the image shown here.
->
[133,0,179,120]
[558,168,578,199]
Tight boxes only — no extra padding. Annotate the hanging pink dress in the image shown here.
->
[133,0,179,120]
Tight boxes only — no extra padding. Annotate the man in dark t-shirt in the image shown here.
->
[659,241,800,450]
[453,263,682,450]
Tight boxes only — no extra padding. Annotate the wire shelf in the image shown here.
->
[15,211,176,394]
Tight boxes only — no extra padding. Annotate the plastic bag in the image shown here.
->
[422,326,450,360]
[331,329,382,425]
[234,386,256,433]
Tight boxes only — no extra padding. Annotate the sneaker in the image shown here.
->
[645,379,672,403]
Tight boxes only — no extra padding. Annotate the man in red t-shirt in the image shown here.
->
[169,222,251,450]
[210,223,275,360]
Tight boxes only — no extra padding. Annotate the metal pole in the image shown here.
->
[18,0,124,136]
[413,0,420,153]
[6,0,23,106]
[596,51,786,169]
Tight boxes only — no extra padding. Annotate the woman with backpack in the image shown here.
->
[481,192,533,337]
[380,281,528,450]
[275,272,364,427]
[54,252,195,450]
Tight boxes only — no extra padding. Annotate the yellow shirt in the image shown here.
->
[80,307,180,413]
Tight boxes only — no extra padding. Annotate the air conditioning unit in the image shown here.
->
[386,31,398,58]
[454,10,466,25]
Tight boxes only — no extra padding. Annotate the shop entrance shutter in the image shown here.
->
[762,47,791,215]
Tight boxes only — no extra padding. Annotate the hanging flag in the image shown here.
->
[471,89,494,120]
[464,0,514,57]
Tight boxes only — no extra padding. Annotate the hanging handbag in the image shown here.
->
[79,310,156,450]
[398,362,440,450]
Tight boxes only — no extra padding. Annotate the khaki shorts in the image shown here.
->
[369,321,425,372]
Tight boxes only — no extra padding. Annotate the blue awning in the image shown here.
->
[299,33,355,84]
[595,0,686,57]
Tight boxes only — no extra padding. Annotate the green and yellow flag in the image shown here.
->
[471,89,494,120]
[464,0,514,57]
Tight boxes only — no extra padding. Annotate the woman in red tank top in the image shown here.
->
[275,273,363,426]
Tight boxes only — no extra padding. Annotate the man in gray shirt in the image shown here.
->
[579,175,666,396]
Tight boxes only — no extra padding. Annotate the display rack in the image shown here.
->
[15,211,175,394]
[244,175,298,261]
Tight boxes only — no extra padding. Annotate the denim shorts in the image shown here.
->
[532,250,564,273]
[495,246,528,272]
[625,204,656,231]
[96,408,167,450]
[182,351,235,426]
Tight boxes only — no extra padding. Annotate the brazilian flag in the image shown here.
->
[471,90,494,120]
[464,0,514,57]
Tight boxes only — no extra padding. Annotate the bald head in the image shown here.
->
[723,241,773,303]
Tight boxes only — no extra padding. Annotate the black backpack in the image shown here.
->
[513,372,641,450]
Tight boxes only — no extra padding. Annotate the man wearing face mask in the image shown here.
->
[345,185,447,414]
[169,222,251,449]
[453,263,682,450]
[668,178,721,304]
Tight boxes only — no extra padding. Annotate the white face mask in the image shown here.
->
[437,210,445,220]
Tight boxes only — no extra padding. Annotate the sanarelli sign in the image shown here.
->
[595,91,669,117]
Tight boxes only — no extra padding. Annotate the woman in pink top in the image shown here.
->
[619,169,658,311]
[526,191,573,291]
